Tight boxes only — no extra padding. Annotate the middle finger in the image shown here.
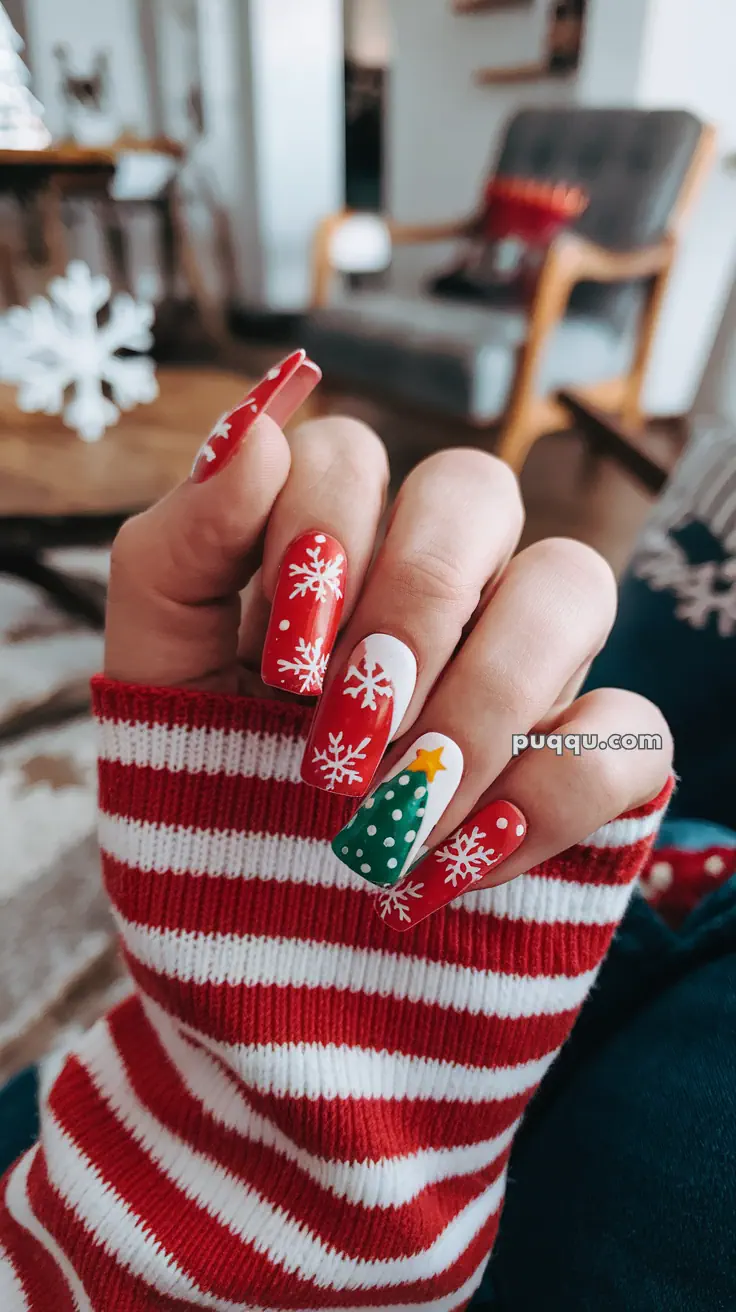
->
[301,448,524,796]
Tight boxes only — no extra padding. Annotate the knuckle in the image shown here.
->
[529,537,617,631]
[541,537,616,597]
[411,447,524,515]
[388,548,480,614]
[292,416,389,487]
[577,687,674,807]
[475,657,538,723]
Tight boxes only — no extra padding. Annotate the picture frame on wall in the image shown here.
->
[472,0,588,85]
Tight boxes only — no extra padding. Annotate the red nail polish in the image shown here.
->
[301,634,417,796]
[261,531,347,696]
[190,349,306,484]
[374,800,527,932]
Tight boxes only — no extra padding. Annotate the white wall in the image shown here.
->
[24,0,152,138]
[389,0,572,225]
[248,0,345,307]
[21,0,345,310]
[575,0,651,106]
[387,0,574,291]
[577,0,736,415]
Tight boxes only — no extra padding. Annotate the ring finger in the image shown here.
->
[330,537,617,888]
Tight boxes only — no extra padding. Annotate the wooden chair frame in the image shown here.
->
[311,123,716,473]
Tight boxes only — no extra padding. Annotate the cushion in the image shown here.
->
[494,106,703,326]
[431,176,588,308]
[304,291,632,423]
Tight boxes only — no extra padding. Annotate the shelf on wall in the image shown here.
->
[474,62,574,85]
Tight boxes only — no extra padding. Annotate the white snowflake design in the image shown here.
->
[195,412,231,467]
[343,654,393,711]
[376,880,425,924]
[635,529,736,636]
[434,826,498,888]
[0,260,157,442]
[312,731,371,790]
[288,545,344,603]
[276,637,329,695]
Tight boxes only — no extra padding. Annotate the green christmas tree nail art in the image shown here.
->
[332,734,464,887]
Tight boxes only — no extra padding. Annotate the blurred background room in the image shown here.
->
[2,0,736,1107]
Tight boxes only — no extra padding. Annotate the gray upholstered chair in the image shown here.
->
[304,107,714,472]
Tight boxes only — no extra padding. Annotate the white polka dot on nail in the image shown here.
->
[361,864,371,874]
[384,837,395,848]
[341,846,348,854]
[496,817,509,830]
[315,534,326,543]
[516,824,525,837]
[387,858,398,869]
[405,831,416,842]
[705,854,725,875]
[392,809,402,821]
[279,619,290,632]
[417,808,425,817]
[356,849,363,858]
[414,787,426,798]
[364,798,374,809]
[367,825,377,836]
[385,791,395,800]
[399,775,410,785]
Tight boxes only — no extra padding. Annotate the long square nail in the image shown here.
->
[301,634,417,795]
[261,531,347,696]
[374,800,527,931]
[190,349,314,484]
[331,732,463,886]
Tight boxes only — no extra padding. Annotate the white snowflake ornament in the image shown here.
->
[0,261,158,442]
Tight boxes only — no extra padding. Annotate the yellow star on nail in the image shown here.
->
[408,746,446,783]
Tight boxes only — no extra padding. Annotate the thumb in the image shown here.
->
[105,353,319,691]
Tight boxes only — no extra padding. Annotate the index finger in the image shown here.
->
[105,352,320,691]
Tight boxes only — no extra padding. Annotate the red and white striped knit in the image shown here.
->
[0,679,672,1311]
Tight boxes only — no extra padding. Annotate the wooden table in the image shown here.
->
[0,368,254,627]
[0,140,226,350]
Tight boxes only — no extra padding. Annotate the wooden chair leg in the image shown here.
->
[0,242,21,307]
[101,198,130,296]
[495,395,569,474]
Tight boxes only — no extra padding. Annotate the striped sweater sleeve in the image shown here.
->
[0,678,673,1311]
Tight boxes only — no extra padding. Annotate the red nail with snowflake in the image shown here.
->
[301,633,418,795]
[190,349,321,484]
[374,800,527,932]
[261,531,347,696]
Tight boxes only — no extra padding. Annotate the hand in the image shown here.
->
[106,353,673,928]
